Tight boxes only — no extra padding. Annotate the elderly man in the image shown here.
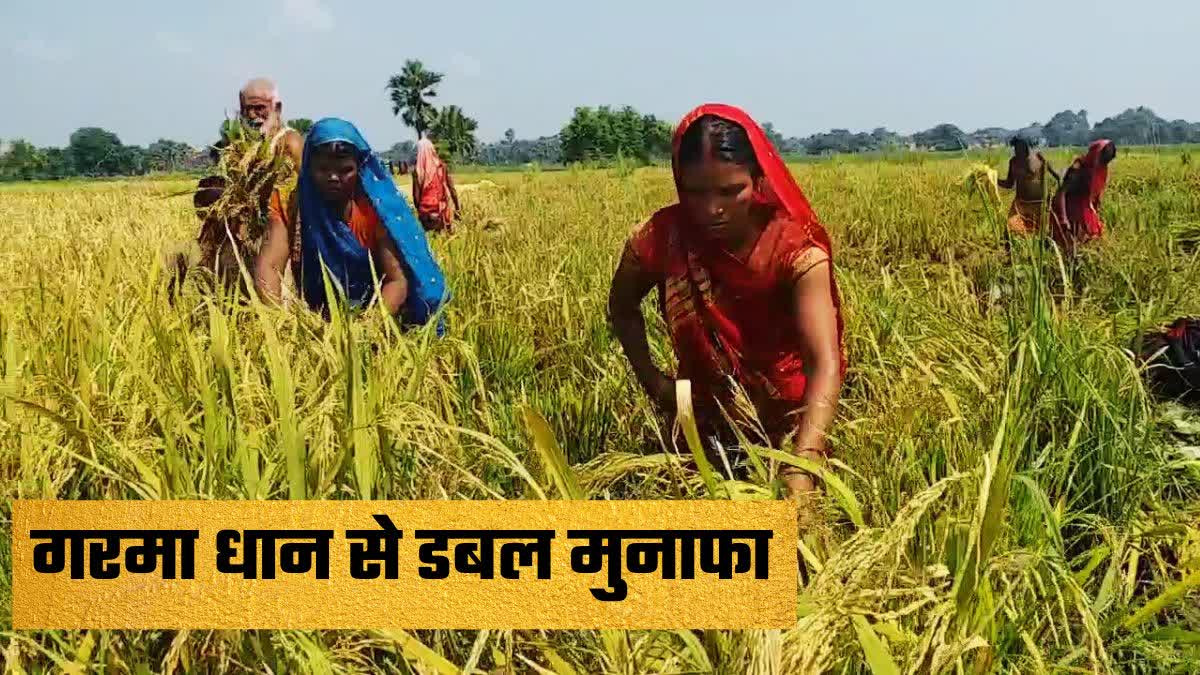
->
[235,77,304,166]
[175,78,305,299]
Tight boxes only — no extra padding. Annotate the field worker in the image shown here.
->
[182,78,305,295]
[255,118,448,333]
[412,139,461,233]
[607,104,845,499]
[236,77,304,166]
[998,136,1058,235]
[1052,139,1117,252]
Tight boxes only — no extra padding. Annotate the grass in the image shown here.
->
[1,147,1199,673]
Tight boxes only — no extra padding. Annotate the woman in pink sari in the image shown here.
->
[412,139,461,233]
[1052,139,1116,251]
[608,104,845,497]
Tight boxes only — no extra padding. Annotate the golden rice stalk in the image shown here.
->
[781,472,968,673]
[962,163,1001,211]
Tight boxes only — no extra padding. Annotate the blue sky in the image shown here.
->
[2,1,1198,149]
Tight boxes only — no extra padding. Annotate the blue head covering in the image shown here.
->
[297,118,448,332]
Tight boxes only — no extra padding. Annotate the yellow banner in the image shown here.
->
[12,500,797,629]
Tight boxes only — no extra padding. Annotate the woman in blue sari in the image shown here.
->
[255,118,448,330]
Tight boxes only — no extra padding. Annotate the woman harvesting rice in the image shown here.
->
[607,104,845,498]
[413,139,461,233]
[1052,139,1117,252]
[255,118,448,331]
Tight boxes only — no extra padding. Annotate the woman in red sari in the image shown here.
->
[412,139,461,233]
[1052,139,1116,251]
[608,104,845,497]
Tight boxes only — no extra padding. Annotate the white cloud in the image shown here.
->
[449,51,482,78]
[11,35,73,63]
[153,31,193,56]
[279,0,335,32]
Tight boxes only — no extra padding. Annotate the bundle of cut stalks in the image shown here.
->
[962,163,1001,210]
[191,119,298,289]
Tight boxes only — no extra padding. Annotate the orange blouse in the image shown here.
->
[269,190,385,251]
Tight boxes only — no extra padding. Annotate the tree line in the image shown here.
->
[778,107,1200,154]
[0,122,310,182]
[6,97,1200,181]
[0,129,199,181]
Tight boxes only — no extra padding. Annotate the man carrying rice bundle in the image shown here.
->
[998,136,1059,235]
[181,78,305,295]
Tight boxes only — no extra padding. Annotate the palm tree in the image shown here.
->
[386,60,444,139]
[430,105,479,162]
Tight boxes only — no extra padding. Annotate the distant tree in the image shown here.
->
[41,147,74,179]
[560,106,672,163]
[642,115,672,159]
[68,127,126,175]
[1163,119,1200,144]
[804,129,855,155]
[386,60,444,139]
[430,105,479,162]
[870,127,902,150]
[504,128,516,145]
[969,127,1015,148]
[560,107,602,162]
[116,145,146,175]
[1042,110,1089,147]
[762,122,786,150]
[477,134,563,165]
[529,135,563,164]
[145,139,193,173]
[1089,107,1195,145]
[0,140,46,180]
[1014,123,1046,147]
[382,141,417,165]
[288,118,314,136]
[912,123,968,151]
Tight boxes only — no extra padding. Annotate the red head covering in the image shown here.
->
[1081,139,1113,203]
[653,104,845,399]
[670,104,830,257]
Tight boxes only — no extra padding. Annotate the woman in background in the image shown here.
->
[607,104,845,498]
[413,139,461,233]
[255,118,447,331]
[1052,139,1117,251]
[417,138,463,233]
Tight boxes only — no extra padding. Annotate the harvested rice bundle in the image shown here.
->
[192,119,298,289]
[962,163,1001,210]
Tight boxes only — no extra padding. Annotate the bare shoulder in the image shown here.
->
[792,246,831,280]
[280,128,304,165]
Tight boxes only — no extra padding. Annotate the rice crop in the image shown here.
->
[1,148,1198,673]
